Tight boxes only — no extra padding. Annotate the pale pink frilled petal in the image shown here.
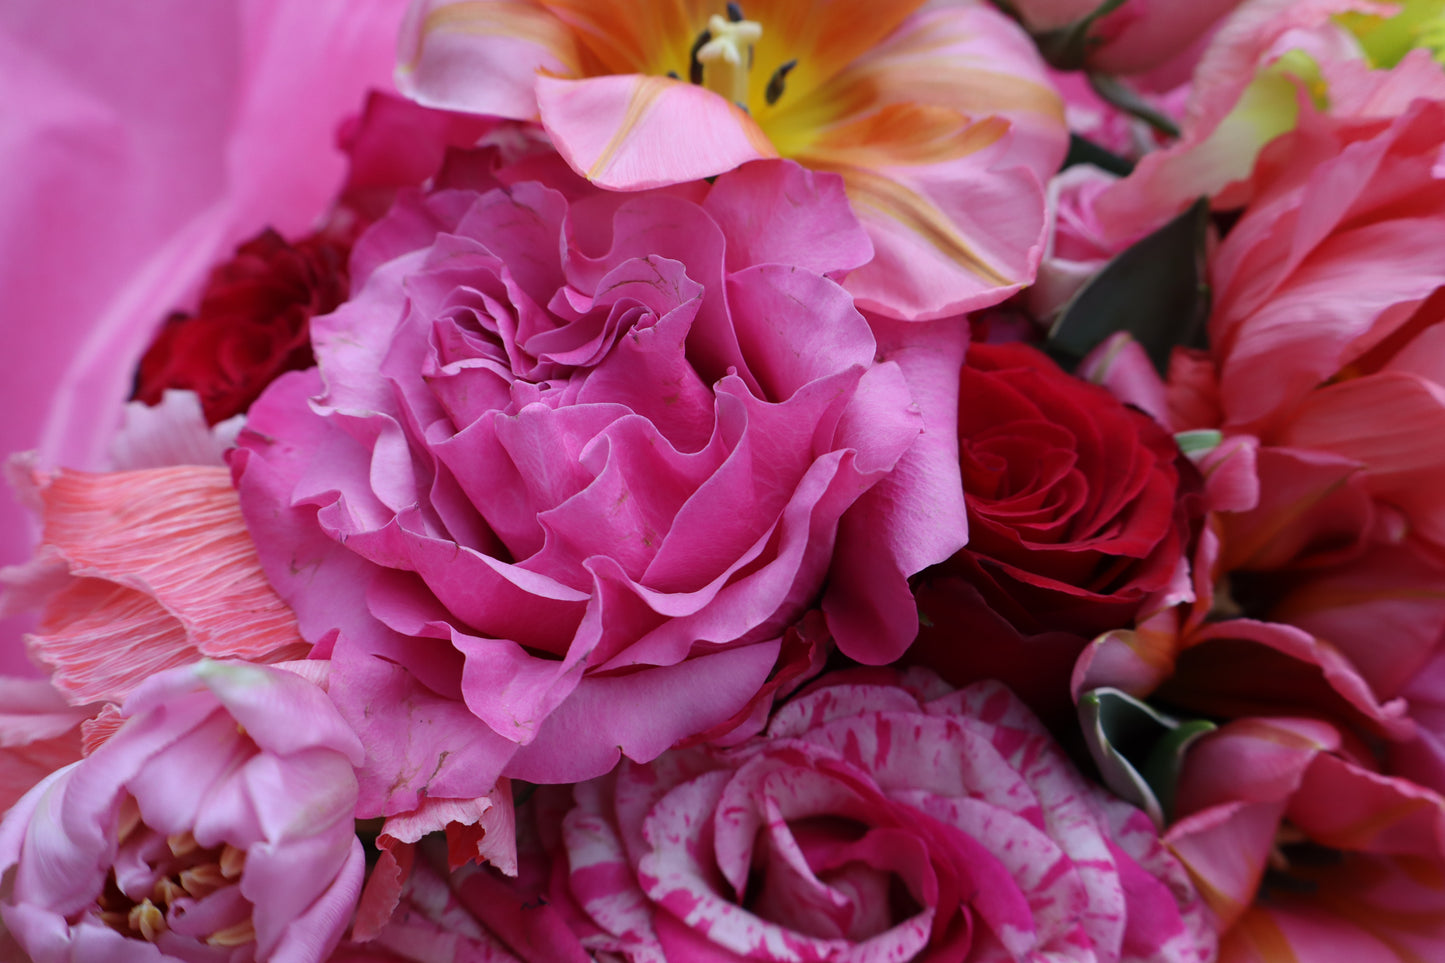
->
[0,661,366,963]
[1,466,310,705]
[108,390,244,471]
[397,0,580,118]
[0,678,92,815]
[1212,100,1445,434]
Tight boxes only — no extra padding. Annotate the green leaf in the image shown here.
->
[1064,133,1134,177]
[1174,429,1223,456]
[1046,198,1211,374]
[1079,687,1216,827]
[1087,73,1182,139]
[1030,0,1130,69]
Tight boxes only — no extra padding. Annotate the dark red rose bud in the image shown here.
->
[910,341,1197,726]
[132,228,349,424]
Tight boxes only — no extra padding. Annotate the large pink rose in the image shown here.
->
[0,0,406,672]
[233,154,965,814]
[548,670,1213,962]
[0,660,366,963]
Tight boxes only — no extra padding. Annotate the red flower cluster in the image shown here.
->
[131,228,349,425]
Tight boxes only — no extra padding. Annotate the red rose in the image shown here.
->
[132,227,349,425]
[911,341,1192,720]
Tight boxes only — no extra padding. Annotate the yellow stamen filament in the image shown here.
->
[153,877,187,906]
[180,864,228,898]
[207,920,257,947]
[129,900,167,942]
[696,13,762,107]
[167,831,199,858]
[219,844,247,880]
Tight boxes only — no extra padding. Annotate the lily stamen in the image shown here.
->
[765,58,797,106]
[695,12,762,108]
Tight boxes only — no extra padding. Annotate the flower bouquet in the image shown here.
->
[3,0,1445,960]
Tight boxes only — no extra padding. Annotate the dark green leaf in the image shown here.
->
[1064,133,1134,176]
[1046,198,1211,374]
[1079,687,1216,827]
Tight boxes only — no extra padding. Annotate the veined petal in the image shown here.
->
[536,73,777,190]
[775,4,1065,178]
[398,0,583,118]
[808,116,1047,320]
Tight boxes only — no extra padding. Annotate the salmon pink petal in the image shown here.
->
[1288,753,1445,854]
[5,466,309,704]
[0,678,91,813]
[537,74,778,191]
[397,0,581,118]
[1282,372,1445,549]
[1221,855,1445,963]
[1267,541,1445,699]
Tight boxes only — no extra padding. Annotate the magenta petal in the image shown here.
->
[537,74,778,191]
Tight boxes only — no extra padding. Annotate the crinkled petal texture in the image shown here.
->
[0,660,366,963]
[550,671,1213,963]
[398,0,1066,321]
[234,157,948,815]
[0,465,310,705]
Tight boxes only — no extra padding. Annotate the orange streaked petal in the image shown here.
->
[398,0,582,118]
[536,73,776,190]
[766,4,1065,179]
[536,0,713,76]
[742,0,929,85]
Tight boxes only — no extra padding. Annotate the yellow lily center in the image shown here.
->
[696,12,762,107]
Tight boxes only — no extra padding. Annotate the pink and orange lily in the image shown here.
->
[397,0,1067,320]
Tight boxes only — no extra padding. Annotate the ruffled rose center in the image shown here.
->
[95,796,254,948]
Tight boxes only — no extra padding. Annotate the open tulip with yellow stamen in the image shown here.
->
[397,0,1068,320]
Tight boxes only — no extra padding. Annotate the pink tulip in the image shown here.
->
[0,660,366,962]
[0,0,408,673]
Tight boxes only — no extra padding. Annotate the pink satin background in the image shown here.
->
[0,0,407,673]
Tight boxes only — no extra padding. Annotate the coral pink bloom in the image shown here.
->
[0,0,407,671]
[549,671,1214,962]
[1,465,309,704]
[0,660,367,963]
[398,0,1067,320]
[1189,96,1445,567]
[1093,0,1445,243]
[1165,716,1445,962]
